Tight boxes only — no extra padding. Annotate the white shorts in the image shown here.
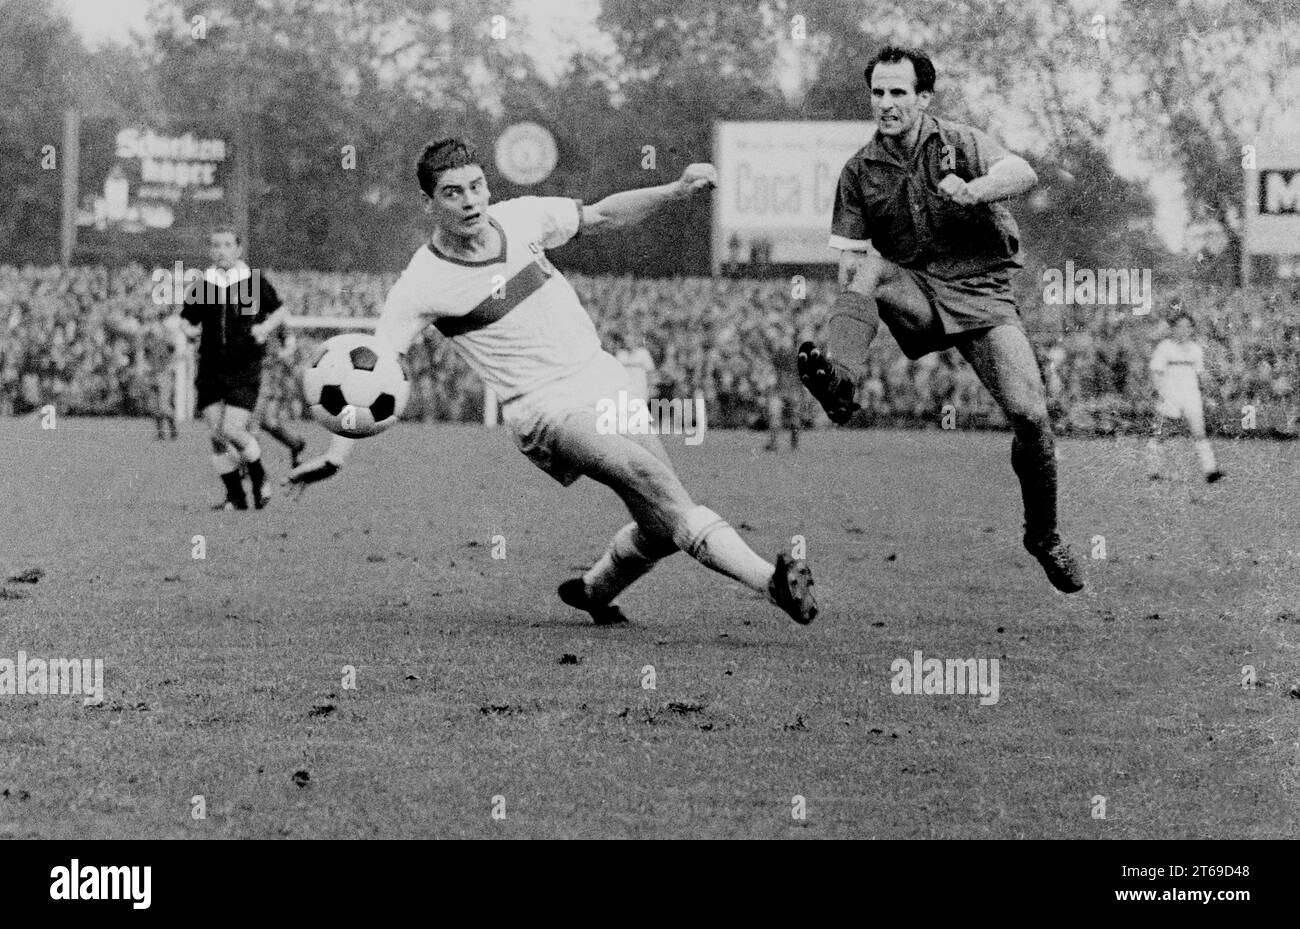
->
[1156,389,1203,422]
[501,351,637,486]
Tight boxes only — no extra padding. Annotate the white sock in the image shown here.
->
[583,523,672,605]
[672,505,774,593]
[1195,439,1217,473]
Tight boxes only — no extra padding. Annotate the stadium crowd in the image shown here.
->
[2,264,1298,436]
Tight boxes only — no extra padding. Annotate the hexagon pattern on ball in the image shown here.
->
[318,384,347,416]
[371,392,396,422]
[349,345,378,371]
[301,333,409,438]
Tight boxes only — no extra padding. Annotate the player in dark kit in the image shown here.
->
[178,227,289,510]
[254,325,308,467]
[797,46,1084,593]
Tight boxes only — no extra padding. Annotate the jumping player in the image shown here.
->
[1146,313,1223,483]
[177,227,288,510]
[796,45,1084,593]
[287,139,817,626]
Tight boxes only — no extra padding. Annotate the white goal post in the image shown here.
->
[286,315,377,330]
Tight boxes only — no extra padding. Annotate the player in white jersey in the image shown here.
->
[287,139,816,626]
[1146,313,1223,483]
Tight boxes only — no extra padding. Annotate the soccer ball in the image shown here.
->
[302,333,409,438]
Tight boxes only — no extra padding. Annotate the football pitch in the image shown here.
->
[2,417,1297,839]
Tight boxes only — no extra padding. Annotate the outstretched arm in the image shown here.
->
[944,155,1038,205]
[580,164,716,234]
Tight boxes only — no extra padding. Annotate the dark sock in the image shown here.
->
[263,423,304,452]
[1011,422,1058,539]
[825,291,879,381]
[246,458,266,494]
[221,471,248,506]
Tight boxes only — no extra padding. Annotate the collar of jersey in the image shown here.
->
[864,112,941,168]
[203,262,252,288]
[427,217,508,267]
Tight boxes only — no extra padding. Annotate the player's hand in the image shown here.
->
[939,174,981,206]
[285,454,341,498]
[250,322,270,344]
[678,163,717,195]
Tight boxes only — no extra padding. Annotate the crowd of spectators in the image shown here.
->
[3,263,1299,436]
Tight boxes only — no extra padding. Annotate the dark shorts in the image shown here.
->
[884,269,1023,360]
[196,369,261,412]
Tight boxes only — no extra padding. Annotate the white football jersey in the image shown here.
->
[1149,338,1203,395]
[376,197,601,402]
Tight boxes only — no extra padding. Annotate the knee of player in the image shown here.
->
[628,458,692,509]
[633,522,681,559]
[871,255,904,284]
[627,456,674,493]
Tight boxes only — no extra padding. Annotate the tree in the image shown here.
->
[1110,0,1300,284]
[138,0,558,269]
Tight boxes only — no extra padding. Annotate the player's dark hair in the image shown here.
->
[209,225,241,245]
[417,139,480,196]
[864,45,936,94]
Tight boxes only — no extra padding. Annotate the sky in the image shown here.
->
[62,0,1190,251]
[62,0,153,46]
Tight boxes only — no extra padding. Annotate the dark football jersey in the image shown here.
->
[180,265,281,375]
[830,112,1023,281]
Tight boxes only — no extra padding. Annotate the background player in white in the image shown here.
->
[287,139,817,626]
[1147,313,1223,483]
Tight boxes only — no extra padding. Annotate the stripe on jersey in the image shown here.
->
[434,259,554,338]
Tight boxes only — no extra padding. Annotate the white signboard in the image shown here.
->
[1243,131,1300,256]
[712,120,873,268]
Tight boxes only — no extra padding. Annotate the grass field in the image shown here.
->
[1,416,1298,839]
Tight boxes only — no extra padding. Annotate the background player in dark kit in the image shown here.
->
[797,45,1084,593]
[178,227,288,510]
[253,324,308,467]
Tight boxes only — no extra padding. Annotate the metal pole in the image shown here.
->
[60,110,80,266]
[1241,164,1253,288]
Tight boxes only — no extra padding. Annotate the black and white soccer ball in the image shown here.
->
[302,333,409,438]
